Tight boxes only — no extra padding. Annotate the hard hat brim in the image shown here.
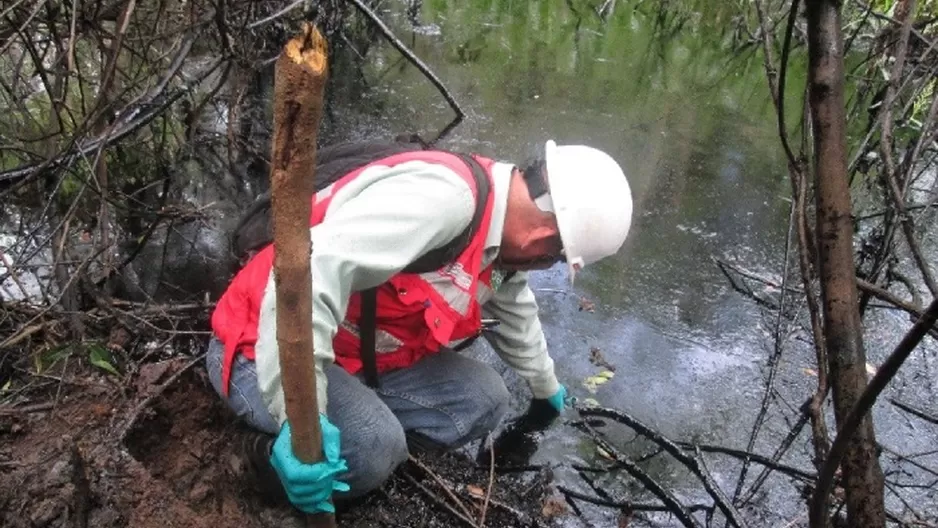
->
[544,140,580,284]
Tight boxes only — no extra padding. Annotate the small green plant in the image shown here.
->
[86,343,120,376]
[33,344,72,375]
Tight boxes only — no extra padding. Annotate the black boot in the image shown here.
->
[240,432,289,504]
[476,398,559,467]
[405,431,448,456]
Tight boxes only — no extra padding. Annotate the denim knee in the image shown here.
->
[468,365,511,437]
[338,419,408,497]
[324,364,409,497]
[204,338,279,434]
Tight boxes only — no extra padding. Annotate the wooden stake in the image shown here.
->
[269,23,334,527]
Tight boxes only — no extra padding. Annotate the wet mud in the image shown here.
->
[0,359,556,528]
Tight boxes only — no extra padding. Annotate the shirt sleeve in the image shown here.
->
[255,161,475,423]
[481,271,561,399]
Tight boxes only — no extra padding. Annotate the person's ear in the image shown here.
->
[521,225,557,248]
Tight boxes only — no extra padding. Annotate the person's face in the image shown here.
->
[497,229,564,271]
[498,168,565,270]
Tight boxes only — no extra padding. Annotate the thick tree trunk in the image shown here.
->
[269,23,333,527]
[805,2,885,527]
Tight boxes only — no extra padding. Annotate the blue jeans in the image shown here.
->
[205,339,510,497]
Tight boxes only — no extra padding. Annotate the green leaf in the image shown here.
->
[88,344,120,376]
[35,345,72,374]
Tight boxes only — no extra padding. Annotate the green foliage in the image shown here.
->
[87,343,121,376]
[30,342,120,377]
[33,345,72,375]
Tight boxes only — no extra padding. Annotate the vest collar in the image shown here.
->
[482,161,514,266]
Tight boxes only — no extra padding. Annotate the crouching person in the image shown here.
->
[204,138,632,512]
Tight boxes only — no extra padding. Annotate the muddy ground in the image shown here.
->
[0,355,562,528]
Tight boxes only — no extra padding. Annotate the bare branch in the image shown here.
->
[576,406,745,527]
[246,0,305,29]
[345,0,465,144]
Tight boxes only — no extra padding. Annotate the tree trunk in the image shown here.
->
[805,1,885,527]
[269,23,334,527]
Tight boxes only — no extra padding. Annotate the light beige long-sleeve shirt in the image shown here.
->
[254,159,560,424]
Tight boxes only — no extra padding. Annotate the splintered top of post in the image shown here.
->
[284,22,327,72]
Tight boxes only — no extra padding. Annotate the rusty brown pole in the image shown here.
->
[269,23,335,528]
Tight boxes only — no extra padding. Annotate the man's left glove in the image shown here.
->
[270,415,351,513]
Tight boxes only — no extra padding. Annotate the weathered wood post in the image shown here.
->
[269,23,335,528]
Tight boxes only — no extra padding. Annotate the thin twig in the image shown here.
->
[246,0,305,29]
[478,438,495,527]
[877,0,937,298]
[1,250,31,300]
[900,68,938,178]
[729,199,798,516]
[857,278,938,338]
[345,0,465,127]
[402,472,478,528]
[880,444,938,480]
[558,486,712,512]
[776,0,802,171]
[0,244,108,349]
[0,52,219,191]
[0,401,55,415]
[740,410,812,505]
[408,455,476,522]
[577,406,747,527]
[687,442,816,482]
[577,417,702,528]
[0,0,47,58]
[116,354,205,444]
[888,398,938,426]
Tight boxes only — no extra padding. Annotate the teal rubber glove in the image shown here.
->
[546,384,569,413]
[270,415,351,513]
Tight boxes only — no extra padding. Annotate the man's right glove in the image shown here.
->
[270,414,350,513]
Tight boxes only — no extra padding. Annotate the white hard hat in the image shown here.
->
[542,140,633,281]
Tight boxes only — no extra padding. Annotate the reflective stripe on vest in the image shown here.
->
[210,151,497,394]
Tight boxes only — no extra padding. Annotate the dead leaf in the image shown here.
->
[578,297,595,312]
[135,360,174,393]
[88,403,112,418]
[866,363,877,376]
[589,347,617,371]
[107,326,132,353]
[541,495,568,518]
[802,368,818,377]
[466,485,484,499]
[618,510,634,528]
[597,446,615,461]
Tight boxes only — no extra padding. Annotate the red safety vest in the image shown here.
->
[210,150,497,394]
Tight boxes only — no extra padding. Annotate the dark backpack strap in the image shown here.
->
[402,153,491,273]
[359,287,380,388]
[231,138,428,264]
[360,153,492,386]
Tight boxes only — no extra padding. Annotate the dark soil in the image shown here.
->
[0,357,561,528]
